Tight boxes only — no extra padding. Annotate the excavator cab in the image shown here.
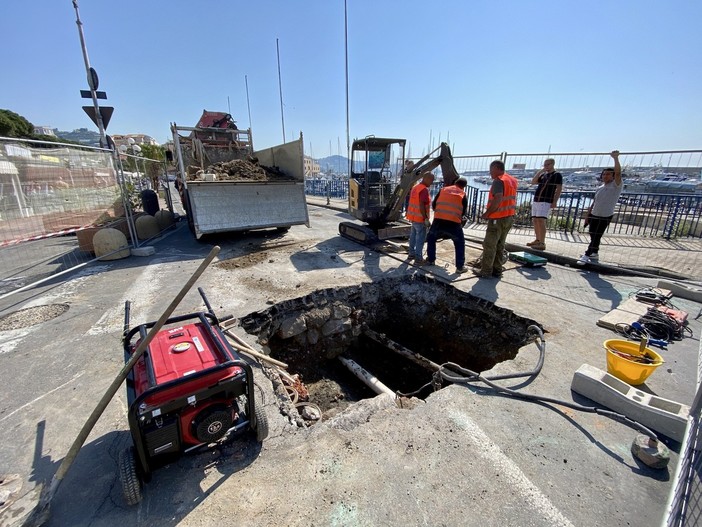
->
[340,138,459,243]
[348,137,406,227]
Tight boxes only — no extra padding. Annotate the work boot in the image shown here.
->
[472,269,493,278]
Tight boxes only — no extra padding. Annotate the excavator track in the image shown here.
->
[339,221,378,244]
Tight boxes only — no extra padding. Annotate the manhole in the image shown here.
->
[0,304,70,331]
[241,275,540,419]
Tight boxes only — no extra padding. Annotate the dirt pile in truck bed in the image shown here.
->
[186,158,294,182]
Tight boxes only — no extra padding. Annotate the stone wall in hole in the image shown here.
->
[239,275,542,364]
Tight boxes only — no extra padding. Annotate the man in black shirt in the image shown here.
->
[528,158,562,251]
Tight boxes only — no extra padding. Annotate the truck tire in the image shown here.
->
[118,447,143,505]
[184,193,196,236]
[254,403,269,442]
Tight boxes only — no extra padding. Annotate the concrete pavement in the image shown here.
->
[0,202,700,527]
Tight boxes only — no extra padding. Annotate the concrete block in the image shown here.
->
[131,246,156,257]
[571,363,690,442]
[657,280,702,303]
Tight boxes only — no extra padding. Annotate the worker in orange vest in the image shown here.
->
[474,160,518,278]
[425,178,468,274]
[405,171,435,264]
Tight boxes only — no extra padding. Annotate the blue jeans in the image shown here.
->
[408,222,427,258]
[426,220,465,268]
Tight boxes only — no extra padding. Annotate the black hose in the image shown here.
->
[438,360,659,440]
[396,326,545,398]
[482,325,546,382]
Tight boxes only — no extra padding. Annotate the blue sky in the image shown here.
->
[2,1,700,158]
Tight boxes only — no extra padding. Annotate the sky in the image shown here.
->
[2,1,701,159]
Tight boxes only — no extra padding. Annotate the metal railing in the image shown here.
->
[463,189,702,240]
[305,178,349,201]
[306,148,702,240]
[665,379,702,527]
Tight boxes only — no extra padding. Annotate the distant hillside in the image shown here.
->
[316,155,348,174]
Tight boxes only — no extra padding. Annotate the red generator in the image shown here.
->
[118,288,268,505]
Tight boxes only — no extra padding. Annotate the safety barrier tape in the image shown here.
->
[0,223,96,248]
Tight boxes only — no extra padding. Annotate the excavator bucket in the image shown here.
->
[439,143,460,187]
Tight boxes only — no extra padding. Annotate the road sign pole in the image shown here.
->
[72,0,107,149]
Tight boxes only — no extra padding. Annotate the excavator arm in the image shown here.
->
[381,142,460,223]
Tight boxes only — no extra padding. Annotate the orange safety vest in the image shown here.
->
[433,185,465,224]
[406,183,429,223]
[485,173,518,219]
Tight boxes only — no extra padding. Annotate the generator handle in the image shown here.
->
[123,301,131,340]
[198,287,216,318]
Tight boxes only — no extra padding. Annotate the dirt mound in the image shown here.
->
[187,158,294,182]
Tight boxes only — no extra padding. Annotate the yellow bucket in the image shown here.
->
[604,339,664,385]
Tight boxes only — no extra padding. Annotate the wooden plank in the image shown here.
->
[596,294,671,331]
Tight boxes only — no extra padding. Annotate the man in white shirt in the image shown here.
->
[577,150,622,265]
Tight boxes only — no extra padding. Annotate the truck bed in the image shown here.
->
[187,180,309,237]
[172,125,310,238]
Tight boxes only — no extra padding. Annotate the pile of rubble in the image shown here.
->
[186,158,294,182]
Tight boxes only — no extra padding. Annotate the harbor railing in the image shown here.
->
[306,148,702,240]
[463,189,702,240]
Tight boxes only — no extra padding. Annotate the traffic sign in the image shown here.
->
[82,106,114,130]
[81,90,107,99]
[88,67,99,90]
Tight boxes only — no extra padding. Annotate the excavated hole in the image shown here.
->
[0,304,70,331]
[241,275,540,419]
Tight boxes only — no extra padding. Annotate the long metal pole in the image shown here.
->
[276,38,286,143]
[344,0,351,168]
[72,0,106,148]
[245,74,253,133]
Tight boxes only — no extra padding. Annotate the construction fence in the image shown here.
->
[0,137,172,298]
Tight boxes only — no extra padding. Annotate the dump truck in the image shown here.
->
[171,111,309,239]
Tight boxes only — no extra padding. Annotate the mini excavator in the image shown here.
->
[338,137,460,243]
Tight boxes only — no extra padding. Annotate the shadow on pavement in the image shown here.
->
[30,420,262,526]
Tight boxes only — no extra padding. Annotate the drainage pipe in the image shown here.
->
[363,328,441,372]
[338,357,395,397]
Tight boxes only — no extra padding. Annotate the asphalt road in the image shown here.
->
[0,204,700,526]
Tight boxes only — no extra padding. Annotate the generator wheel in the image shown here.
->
[254,403,269,442]
[275,226,291,233]
[118,447,143,505]
[194,407,232,443]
